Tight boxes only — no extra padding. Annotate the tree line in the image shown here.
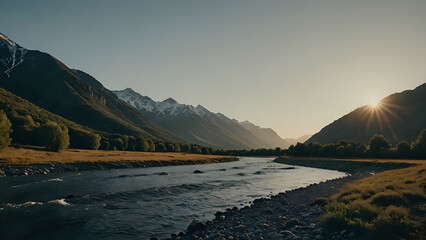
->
[0,109,217,154]
[285,130,426,159]
[1,109,424,159]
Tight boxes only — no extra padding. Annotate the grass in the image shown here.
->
[0,145,237,166]
[320,161,426,239]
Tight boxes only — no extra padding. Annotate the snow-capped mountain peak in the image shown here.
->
[113,89,212,117]
[162,97,178,104]
[0,33,27,77]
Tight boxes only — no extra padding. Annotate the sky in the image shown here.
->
[1,0,425,138]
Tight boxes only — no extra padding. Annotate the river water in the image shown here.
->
[0,157,346,239]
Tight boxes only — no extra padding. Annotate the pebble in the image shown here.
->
[154,172,369,240]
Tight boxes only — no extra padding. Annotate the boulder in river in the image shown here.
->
[187,220,206,233]
[193,170,203,174]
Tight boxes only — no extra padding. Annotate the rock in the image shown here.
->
[282,230,298,239]
[340,230,346,236]
[309,223,316,229]
[315,234,324,240]
[285,218,300,228]
[193,170,203,174]
[187,220,207,233]
[170,233,178,238]
[348,232,355,238]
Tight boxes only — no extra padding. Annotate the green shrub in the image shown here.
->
[69,128,101,150]
[0,110,12,151]
[368,208,413,240]
[37,121,70,151]
[320,211,348,231]
[370,192,407,207]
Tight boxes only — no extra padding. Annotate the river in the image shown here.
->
[0,157,346,239]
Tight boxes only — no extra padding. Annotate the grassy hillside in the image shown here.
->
[0,87,99,136]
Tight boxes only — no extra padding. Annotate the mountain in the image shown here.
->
[0,33,177,141]
[307,83,426,144]
[284,134,313,145]
[239,121,290,148]
[113,88,289,149]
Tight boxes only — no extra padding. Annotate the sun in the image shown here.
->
[369,99,381,108]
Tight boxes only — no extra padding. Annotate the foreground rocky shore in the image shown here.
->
[156,158,415,240]
[0,158,238,177]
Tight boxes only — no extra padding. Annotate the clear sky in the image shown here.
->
[1,0,425,138]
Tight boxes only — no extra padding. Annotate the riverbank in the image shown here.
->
[0,146,238,177]
[274,157,416,173]
[163,157,424,240]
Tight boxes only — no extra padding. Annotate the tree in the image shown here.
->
[0,110,12,151]
[201,146,210,155]
[180,143,191,153]
[369,134,391,153]
[69,128,101,150]
[147,138,155,152]
[166,143,175,152]
[396,141,410,157]
[191,145,202,154]
[127,136,137,151]
[156,142,166,152]
[111,138,124,151]
[38,121,70,152]
[172,142,181,152]
[99,138,110,150]
[8,111,40,145]
[411,129,426,158]
[135,138,150,152]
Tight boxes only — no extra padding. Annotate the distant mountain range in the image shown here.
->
[113,88,290,149]
[284,134,313,145]
[307,83,426,144]
[0,32,290,149]
[0,33,177,141]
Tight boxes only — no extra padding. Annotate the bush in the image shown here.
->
[369,134,391,154]
[111,138,124,151]
[370,192,407,207]
[37,121,70,151]
[320,211,348,232]
[368,207,413,240]
[411,129,426,158]
[0,110,12,151]
[396,141,411,157]
[134,138,150,151]
[69,128,101,150]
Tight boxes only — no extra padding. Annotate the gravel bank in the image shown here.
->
[0,157,238,177]
[156,158,413,240]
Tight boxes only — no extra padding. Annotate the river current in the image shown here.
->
[0,157,346,239]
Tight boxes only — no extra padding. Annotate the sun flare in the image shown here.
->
[369,99,381,108]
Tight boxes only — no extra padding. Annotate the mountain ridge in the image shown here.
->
[307,83,426,144]
[113,88,290,149]
[0,33,179,142]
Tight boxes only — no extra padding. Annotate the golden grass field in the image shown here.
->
[0,146,237,166]
[319,158,426,240]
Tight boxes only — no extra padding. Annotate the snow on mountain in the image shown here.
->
[0,33,27,77]
[113,88,214,117]
[114,88,291,149]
